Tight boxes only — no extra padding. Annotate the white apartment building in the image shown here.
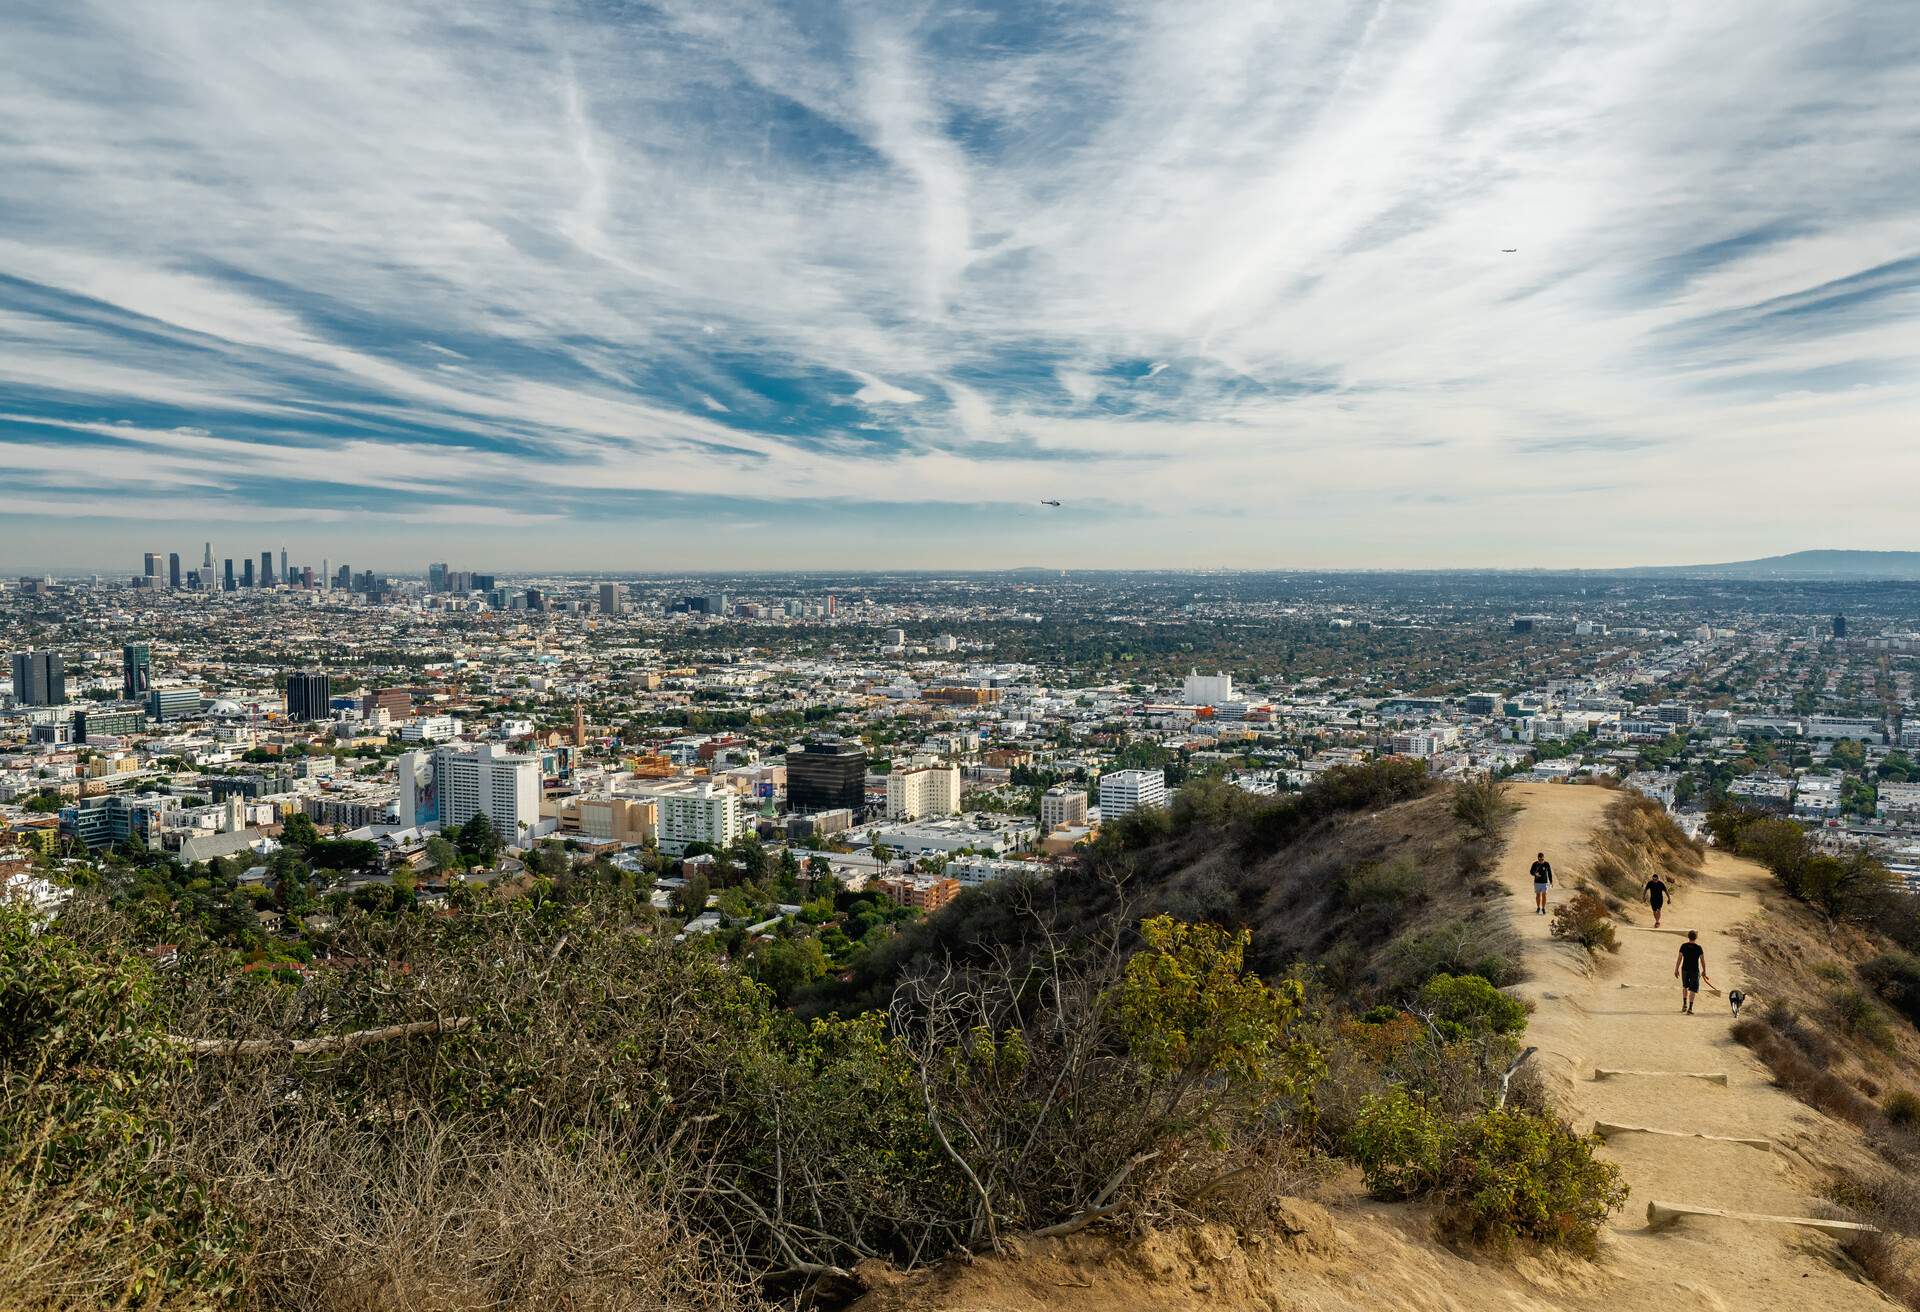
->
[1390,726,1461,757]
[1878,782,1920,824]
[400,715,463,743]
[398,743,540,842]
[1792,775,1842,818]
[887,762,962,820]
[1899,724,1920,750]
[1806,715,1883,742]
[1040,784,1089,830]
[1182,669,1235,706]
[1099,768,1166,819]
[635,780,742,854]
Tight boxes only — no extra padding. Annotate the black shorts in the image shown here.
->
[1650,895,1665,910]
[1682,970,1700,992]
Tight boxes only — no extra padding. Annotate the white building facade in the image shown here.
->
[1099,768,1167,819]
[886,763,962,820]
[398,743,541,842]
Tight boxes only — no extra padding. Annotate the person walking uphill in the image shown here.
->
[1529,852,1554,914]
[1675,931,1710,1014]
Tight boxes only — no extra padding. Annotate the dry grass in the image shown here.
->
[1581,793,1703,902]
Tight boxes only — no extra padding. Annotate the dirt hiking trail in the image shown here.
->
[1505,782,1893,1311]
[851,784,1899,1312]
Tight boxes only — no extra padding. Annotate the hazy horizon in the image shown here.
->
[4,2,1918,570]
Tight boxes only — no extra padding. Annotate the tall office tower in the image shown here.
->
[321,558,330,590]
[599,582,624,614]
[223,559,235,591]
[300,566,314,588]
[241,558,255,588]
[826,593,836,617]
[397,743,541,840]
[122,643,152,698]
[143,552,161,585]
[1833,614,1848,639]
[10,651,67,706]
[260,551,274,586]
[525,587,545,612]
[202,541,213,569]
[285,670,332,722]
[279,548,289,582]
[335,564,351,589]
[787,739,869,815]
[167,552,181,589]
[428,562,449,593]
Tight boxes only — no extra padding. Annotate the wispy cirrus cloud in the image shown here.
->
[1,0,1917,570]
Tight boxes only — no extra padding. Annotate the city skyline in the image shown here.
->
[3,2,1918,570]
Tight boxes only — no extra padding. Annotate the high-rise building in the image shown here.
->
[167,552,181,590]
[787,740,868,814]
[1041,785,1089,830]
[223,559,236,591]
[428,563,449,593]
[633,780,742,854]
[260,551,274,586]
[241,558,255,588]
[1098,768,1166,820]
[886,762,962,820]
[321,558,330,591]
[1181,669,1235,706]
[9,651,67,706]
[1833,614,1848,639]
[397,743,540,842]
[279,548,289,582]
[599,582,624,615]
[122,644,151,698]
[335,564,351,589]
[202,541,213,569]
[285,671,332,722]
[146,687,202,721]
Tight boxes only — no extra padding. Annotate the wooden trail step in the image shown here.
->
[1594,1122,1770,1150]
[1646,1200,1877,1234]
[1593,1069,1729,1085]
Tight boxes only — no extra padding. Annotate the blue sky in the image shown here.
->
[2,0,1917,573]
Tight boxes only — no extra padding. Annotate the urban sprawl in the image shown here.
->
[6,556,1920,950]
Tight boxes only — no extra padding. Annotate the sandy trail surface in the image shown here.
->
[1503,783,1892,1310]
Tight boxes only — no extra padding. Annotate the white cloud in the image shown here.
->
[0,0,1917,567]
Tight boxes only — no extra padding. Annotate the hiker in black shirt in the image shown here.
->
[1529,852,1553,915]
[1644,875,1671,929]
[1675,931,1708,1015]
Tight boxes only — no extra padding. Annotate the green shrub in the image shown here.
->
[1380,917,1522,992]
[1348,1090,1627,1251]
[1884,1089,1920,1129]
[1416,973,1529,1040]
[1859,950,1920,1027]
[1346,1088,1446,1200]
[1449,778,1516,839]
[1829,986,1895,1049]
[1549,893,1618,953]
[1342,857,1428,908]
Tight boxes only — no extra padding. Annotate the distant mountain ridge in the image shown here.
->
[1622,549,1920,580]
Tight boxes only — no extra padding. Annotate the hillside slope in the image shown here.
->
[851,783,1902,1312]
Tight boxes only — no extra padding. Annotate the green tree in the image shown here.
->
[425,836,461,874]
[280,812,320,851]
[456,814,502,867]
[675,871,711,919]
[1114,915,1317,1098]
